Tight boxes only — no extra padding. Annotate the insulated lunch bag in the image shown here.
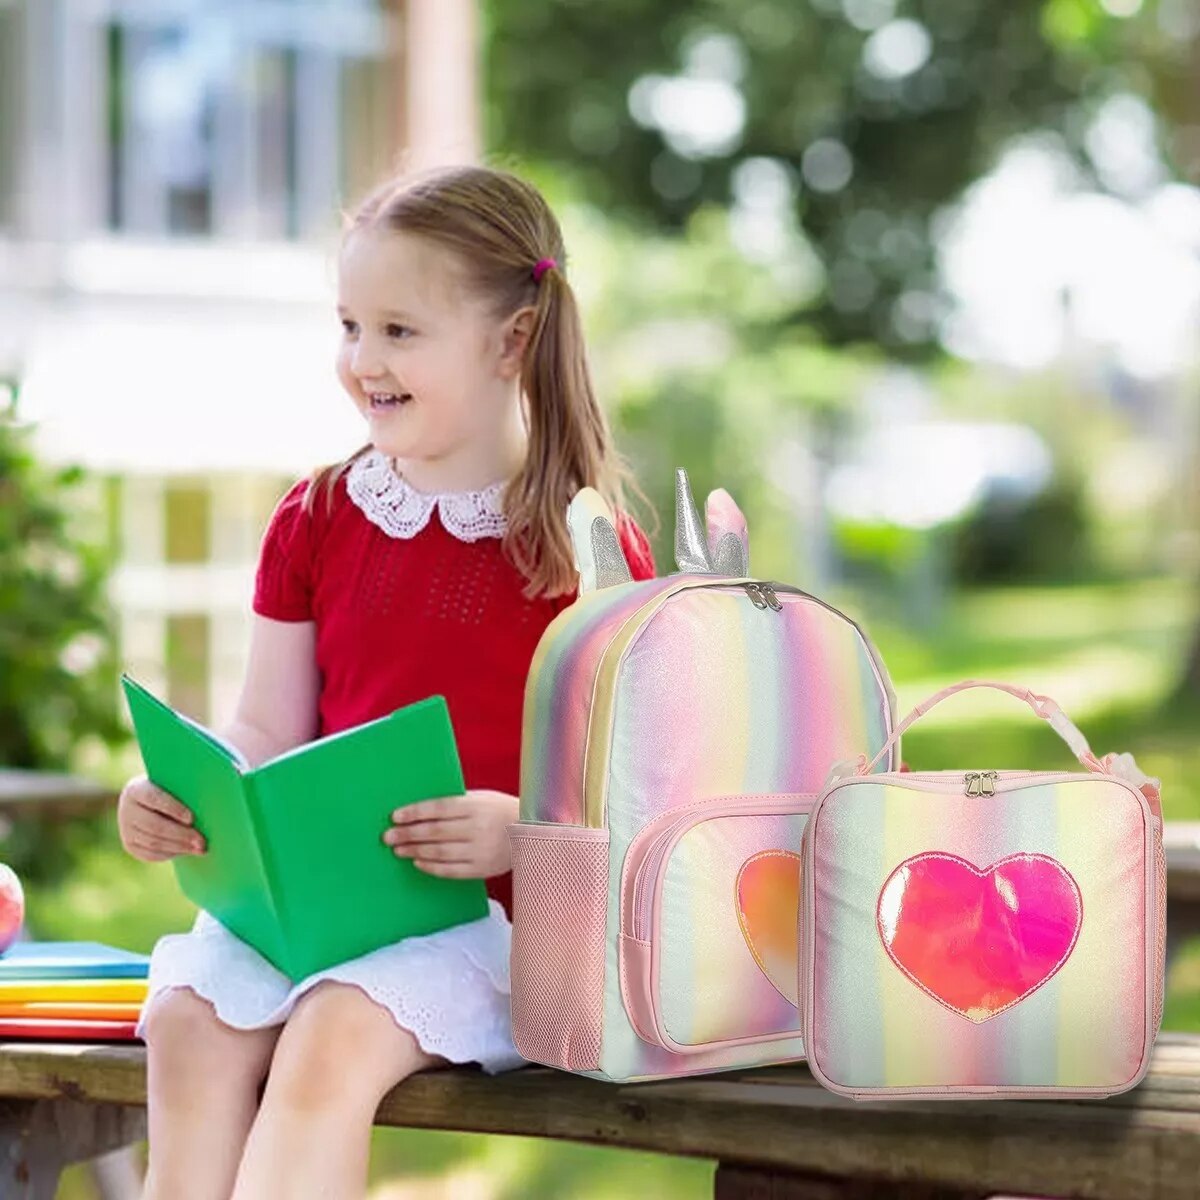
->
[509,469,898,1082]
[801,679,1166,1101]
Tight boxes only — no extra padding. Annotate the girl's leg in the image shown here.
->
[141,986,283,1200]
[230,980,446,1200]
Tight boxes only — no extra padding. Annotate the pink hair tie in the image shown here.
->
[532,257,557,283]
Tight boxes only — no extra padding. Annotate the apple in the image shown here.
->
[0,865,25,953]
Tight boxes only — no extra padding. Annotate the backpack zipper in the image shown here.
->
[743,582,783,611]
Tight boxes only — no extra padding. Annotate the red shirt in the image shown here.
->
[251,469,656,919]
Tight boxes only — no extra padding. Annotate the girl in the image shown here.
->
[117,163,657,1200]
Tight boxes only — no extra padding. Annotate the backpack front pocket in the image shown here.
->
[618,794,812,1055]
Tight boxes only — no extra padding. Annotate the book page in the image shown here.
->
[121,673,250,773]
[252,713,391,772]
[174,710,250,772]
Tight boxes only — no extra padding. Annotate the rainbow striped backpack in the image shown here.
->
[508,469,898,1082]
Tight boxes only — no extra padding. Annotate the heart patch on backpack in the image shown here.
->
[736,850,802,1007]
[877,851,1083,1022]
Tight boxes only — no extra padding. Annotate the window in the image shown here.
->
[166,613,211,723]
[102,3,389,240]
[164,481,211,564]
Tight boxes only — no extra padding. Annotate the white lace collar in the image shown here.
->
[345,449,509,542]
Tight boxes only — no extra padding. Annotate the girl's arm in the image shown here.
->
[222,614,321,768]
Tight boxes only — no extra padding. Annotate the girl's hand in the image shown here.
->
[117,773,207,862]
[381,789,518,878]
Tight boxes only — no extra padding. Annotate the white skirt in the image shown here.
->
[134,900,527,1075]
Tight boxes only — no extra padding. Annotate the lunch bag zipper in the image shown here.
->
[844,770,1117,797]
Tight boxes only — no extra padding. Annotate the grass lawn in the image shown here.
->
[50,575,1198,1199]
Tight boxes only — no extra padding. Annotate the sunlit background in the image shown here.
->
[0,0,1197,1196]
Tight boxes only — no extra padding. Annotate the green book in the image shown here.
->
[120,674,488,982]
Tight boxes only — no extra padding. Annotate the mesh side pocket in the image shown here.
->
[509,822,609,1072]
[1153,826,1166,1037]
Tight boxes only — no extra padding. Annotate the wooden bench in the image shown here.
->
[0,1034,1197,1200]
[0,790,1194,1199]
[0,770,116,822]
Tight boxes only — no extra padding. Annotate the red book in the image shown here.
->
[0,1016,140,1041]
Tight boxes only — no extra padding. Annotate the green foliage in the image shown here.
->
[20,815,196,954]
[0,394,130,882]
[864,576,1194,811]
[949,475,1094,583]
[483,0,1178,355]
[365,1129,713,1199]
[832,517,947,630]
[544,193,880,576]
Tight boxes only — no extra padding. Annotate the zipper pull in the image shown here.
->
[964,771,998,797]
[743,582,784,611]
[743,583,769,609]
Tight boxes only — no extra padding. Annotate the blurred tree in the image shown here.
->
[486,0,1200,682]
[0,393,130,880]
[545,194,880,578]
[949,476,1093,584]
[484,0,1195,358]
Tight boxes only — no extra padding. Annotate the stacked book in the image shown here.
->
[0,941,150,1041]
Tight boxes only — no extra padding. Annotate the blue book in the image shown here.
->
[0,942,150,980]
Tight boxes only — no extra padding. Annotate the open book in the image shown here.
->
[120,674,488,981]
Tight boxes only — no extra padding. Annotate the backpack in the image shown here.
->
[508,468,899,1081]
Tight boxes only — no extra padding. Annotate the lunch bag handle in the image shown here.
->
[857,680,1103,778]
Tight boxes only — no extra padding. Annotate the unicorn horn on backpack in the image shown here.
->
[675,467,749,577]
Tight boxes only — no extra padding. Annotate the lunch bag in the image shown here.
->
[508,468,898,1082]
[800,679,1166,1101]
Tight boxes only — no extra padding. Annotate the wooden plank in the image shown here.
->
[714,1166,989,1199]
[0,1039,1195,1199]
[0,771,116,818]
[0,1097,145,1200]
[0,1044,149,1107]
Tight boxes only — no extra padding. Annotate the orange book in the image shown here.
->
[0,1001,143,1021]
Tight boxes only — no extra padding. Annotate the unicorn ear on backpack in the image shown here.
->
[567,487,633,596]
[674,468,749,577]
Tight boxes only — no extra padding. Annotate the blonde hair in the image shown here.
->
[304,162,656,600]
